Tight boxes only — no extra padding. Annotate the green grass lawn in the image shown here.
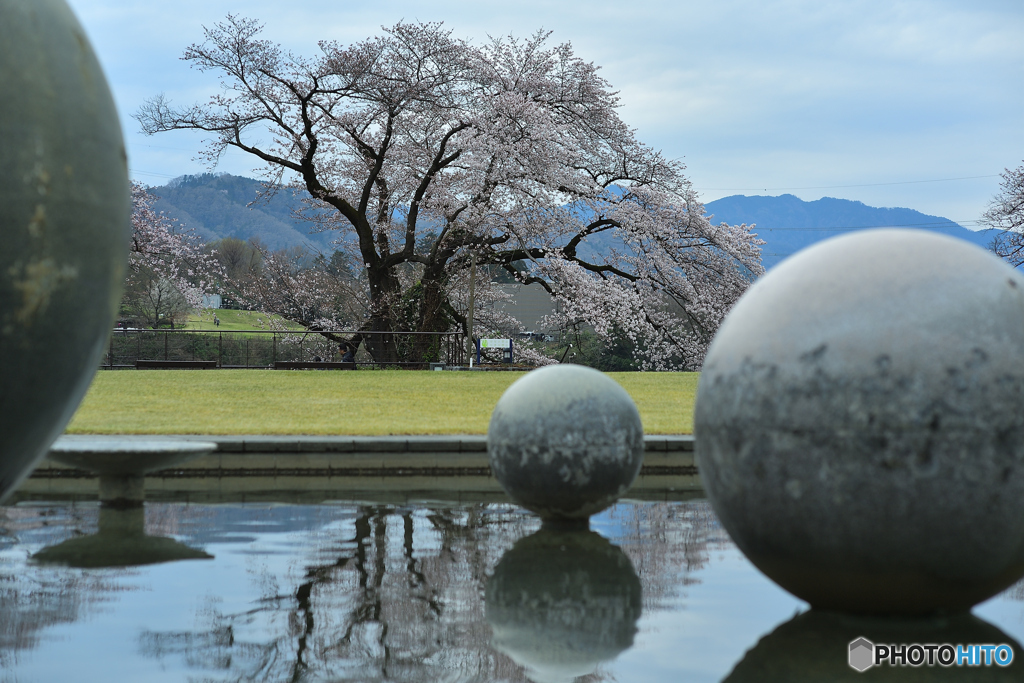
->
[184,308,304,332]
[66,369,699,435]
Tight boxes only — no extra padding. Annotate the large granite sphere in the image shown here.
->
[0,0,129,502]
[488,364,644,520]
[486,528,642,683]
[725,610,1023,682]
[696,229,1024,616]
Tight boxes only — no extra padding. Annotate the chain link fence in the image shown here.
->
[102,329,467,369]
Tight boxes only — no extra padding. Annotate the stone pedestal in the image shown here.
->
[48,437,216,507]
[98,475,145,507]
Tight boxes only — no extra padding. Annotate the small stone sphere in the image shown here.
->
[488,364,644,520]
[696,229,1024,616]
[0,0,130,502]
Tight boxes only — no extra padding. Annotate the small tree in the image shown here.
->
[124,274,191,328]
[137,18,762,369]
[208,236,262,282]
[986,163,1024,268]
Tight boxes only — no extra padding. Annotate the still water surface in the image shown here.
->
[2,499,1024,682]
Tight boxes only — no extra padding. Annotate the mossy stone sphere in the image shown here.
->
[696,229,1024,616]
[488,364,644,520]
[0,0,129,501]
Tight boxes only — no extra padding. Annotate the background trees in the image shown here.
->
[986,163,1024,268]
[123,277,191,328]
[137,18,762,369]
[207,236,261,283]
[233,243,367,331]
[123,182,222,327]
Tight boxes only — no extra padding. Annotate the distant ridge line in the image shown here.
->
[701,174,999,191]
[705,193,997,270]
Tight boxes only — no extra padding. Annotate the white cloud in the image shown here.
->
[66,0,1024,222]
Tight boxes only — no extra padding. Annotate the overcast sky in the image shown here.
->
[65,0,1023,226]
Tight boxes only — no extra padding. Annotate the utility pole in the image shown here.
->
[466,249,476,367]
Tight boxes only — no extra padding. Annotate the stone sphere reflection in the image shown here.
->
[696,229,1024,615]
[488,364,644,520]
[0,0,129,501]
[724,609,1023,682]
[486,528,642,683]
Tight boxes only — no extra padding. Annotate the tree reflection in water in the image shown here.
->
[136,500,724,682]
[7,499,1024,681]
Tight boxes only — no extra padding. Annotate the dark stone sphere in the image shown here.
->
[488,364,644,520]
[696,229,1024,616]
[486,528,642,683]
[0,0,129,501]
[724,610,1023,682]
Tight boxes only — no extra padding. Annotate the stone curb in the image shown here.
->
[52,433,693,453]
[35,434,694,476]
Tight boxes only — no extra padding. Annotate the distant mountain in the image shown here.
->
[148,174,336,253]
[149,176,999,274]
[704,194,998,270]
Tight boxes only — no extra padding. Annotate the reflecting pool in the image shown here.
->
[2,499,1024,682]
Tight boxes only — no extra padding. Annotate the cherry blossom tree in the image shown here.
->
[136,18,762,368]
[986,163,1024,268]
[127,181,222,314]
[233,242,367,331]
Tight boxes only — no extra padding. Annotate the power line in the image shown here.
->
[756,219,988,232]
[131,170,179,179]
[701,174,1000,192]
[135,143,202,152]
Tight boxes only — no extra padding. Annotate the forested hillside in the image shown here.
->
[148,174,335,252]
[148,175,998,274]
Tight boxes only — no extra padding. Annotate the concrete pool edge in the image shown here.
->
[12,434,699,505]
[35,434,693,469]
[86,433,694,453]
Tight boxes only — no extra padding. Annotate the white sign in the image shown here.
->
[479,338,511,349]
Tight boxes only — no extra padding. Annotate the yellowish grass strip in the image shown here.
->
[66,369,698,435]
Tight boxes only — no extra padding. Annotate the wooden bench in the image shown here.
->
[273,361,356,370]
[135,360,218,369]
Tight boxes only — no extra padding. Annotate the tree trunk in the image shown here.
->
[411,269,450,366]
[362,263,403,364]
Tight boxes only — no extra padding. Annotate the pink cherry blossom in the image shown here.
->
[128,182,223,308]
[137,18,763,368]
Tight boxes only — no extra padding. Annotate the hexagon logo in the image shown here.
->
[849,637,874,672]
